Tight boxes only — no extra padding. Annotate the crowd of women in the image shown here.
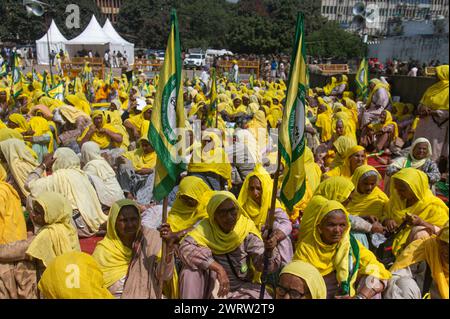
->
[0,63,448,299]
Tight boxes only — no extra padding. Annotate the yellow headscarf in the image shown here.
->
[28,115,55,152]
[0,170,27,244]
[78,111,121,149]
[323,77,337,96]
[122,138,157,170]
[390,222,449,299]
[420,65,449,110]
[280,260,327,299]
[387,168,449,256]
[346,165,388,220]
[26,192,81,267]
[8,113,29,133]
[315,100,333,142]
[187,191,262,255]
[367,79,392,108]
[66,94,91,115]
[168,176,212,233]
[38,251,114,299]
[0,138,39,197]
[369,110,398,138]
[342,97,359,125]
[294,200,391,296]
[238,164,283,230]
[325,145,366,178]
[332,136,357,168]
[0,127,24,141]
[93,199,140,288]
[58,104,90,124]
[332,111,357,143]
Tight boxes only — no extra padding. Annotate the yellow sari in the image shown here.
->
[294,200,391,296]
[420,65,448,110]
[315,102,333,143]
[346,165,388,220]
[26,192,80,267]
[78,111,122,149]
[386,168,449,256]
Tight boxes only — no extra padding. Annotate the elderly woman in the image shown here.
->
[26,148,108,238]
[238,165,293,266]
[360,110,399,154]
[92,199,175,299]
[38,251,114,299]
[386,138,441,193]
[81,141,125,210]
[323,145,367,180]
[178,191,281,299]
[276,260,327,299]
[0,192,80,299]
[78,110,123,150]
[360,79,392,131]
[385,222,448,299]
[294,200,392,299]
[414,65,448,162]
[383,168,449,257]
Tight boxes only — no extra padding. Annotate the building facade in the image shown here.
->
[95,0,122,24]
[321,0,449,35]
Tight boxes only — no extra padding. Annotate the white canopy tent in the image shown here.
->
[36,20,68,65]
[66,15,114,59]
[102,18,135,65]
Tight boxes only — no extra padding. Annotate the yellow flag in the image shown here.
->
[149,9,186,201]
[279,13,307,211]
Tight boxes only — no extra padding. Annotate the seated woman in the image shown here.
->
[314,99,333,145]
[26,148,108,238]
[0,138,39,202]
[78,110,123,151]
[361,110,398,154]
[0,191,80,299]
[187,131,232,191]
[386,138,440,194]
[276,260,327,299]
[330,136,357,169]
[105,100,130,151]
[167,176,212,246]
[238,164,293,266]
[383,168,449,257]
[392,102,416,144]
[294,200,391,299]
[92,199,175,299]
[123,104,152,143]
[178,191,281,299]
[81,141,125,210]
[38,251,114,299]
[329,75,348,99]
[346,165,388,247]
[117,137,156,201]
[385,222,448,299]
[323,145,367,180]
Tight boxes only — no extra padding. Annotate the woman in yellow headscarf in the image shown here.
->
[178,191,281,299]
[78,110,123,149]
[331,111,357,144]
[322,77,338,96]
[341,97,359,126]
[315,98,333,143]
[26,191,80,268]
[383,168,449,257]
[329,75,348,97]
[168,176,212,239]
[414,65,449,162]
[294,200,391,298]
[0,138,39,200]
[8,113,30,134]
[331,136,357,169]
[324,145,367,179]
[363,110,398,153]
[386,222,449,299]
[0,166,26,244]
[277,260,327,299]
[238,165,293,265]
[65,94,91,116]
[188,131,232,191]
[124,104,152,142]
[38,251,114,299]
[92,199,175,298]
[105,100,130,150]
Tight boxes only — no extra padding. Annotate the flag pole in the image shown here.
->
[156,196,169,299]
[259,147,282,299]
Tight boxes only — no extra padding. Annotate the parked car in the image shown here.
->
[184,53,205,69]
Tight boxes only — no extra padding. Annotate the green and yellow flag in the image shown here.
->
[149,9,186,201]
[0,63,7,77]
[356,57,369,100]
[11,53,23,98]
[47,83,65,101]
[207,68,218,128]
[278,13,307,211]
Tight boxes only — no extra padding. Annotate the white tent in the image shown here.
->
[36,20,68,65]
[66,15,114,59]
[103,18,135,65]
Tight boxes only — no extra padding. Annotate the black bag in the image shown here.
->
[376,221,408,268]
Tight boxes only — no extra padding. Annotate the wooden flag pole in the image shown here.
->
[156,196,169,299]
[259,148,282,299]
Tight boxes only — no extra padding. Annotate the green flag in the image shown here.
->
[356,57,369,100]
[11,53,23,98]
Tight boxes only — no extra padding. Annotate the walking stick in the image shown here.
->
[259,149,282,299]
[156,196,169,299]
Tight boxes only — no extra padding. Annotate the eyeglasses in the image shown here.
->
[276,285,310,299]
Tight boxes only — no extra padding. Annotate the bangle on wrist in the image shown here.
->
[355,294,367,299]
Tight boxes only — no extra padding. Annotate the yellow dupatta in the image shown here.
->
[167,176,212,233]
[78,110,121,149]
[187,191,262,255]
[92,199,140,288]
[326,145,366,178]
[294,200,391,296]
[238,164,283,230]
[122,138,157,170]
[323,77,337,96]
[420,65,449,110]
[280,260,327,299]
[369,110,398,138]
[390,222,449,299]
[331,136,357,168]
[26,192,80,267]
[332,111,357,143]
[346,165,388,219]
[387,168,449,256]
[38,251,114,299]
[367,79,391,107]
[28,115,55,152]
[315,100,333,142]
[8,113,29,133]
[66,94,91,116]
